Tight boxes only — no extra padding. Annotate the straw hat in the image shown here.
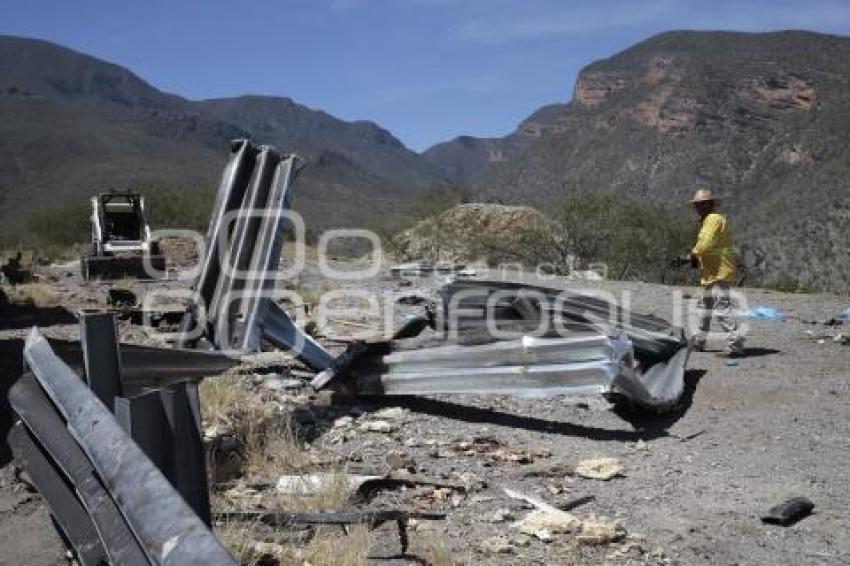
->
[688,188,718,204]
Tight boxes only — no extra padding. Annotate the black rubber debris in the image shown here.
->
[761,497,815,526]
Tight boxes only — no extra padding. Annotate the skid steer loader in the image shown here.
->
[80,191,166,280]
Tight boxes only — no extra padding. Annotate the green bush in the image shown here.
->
[544,191,696,282]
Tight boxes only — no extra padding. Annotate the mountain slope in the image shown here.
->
[427,31,850,291]
[0,35,446,239]
[422,103,567,184]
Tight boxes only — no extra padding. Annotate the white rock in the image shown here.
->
[372,407,405,421]
[576,457,624,480]
[575,515,627,545]
[333,415,354,428]
[359,420,397,433]
[490,508,514,522]
[518,510,582,535]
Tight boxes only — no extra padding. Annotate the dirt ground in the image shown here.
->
[1,260,848,565]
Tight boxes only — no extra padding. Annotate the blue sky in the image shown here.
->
[3,0,850,151]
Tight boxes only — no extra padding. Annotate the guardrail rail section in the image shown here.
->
[10,314,236,565]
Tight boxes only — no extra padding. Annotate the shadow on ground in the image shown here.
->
[613,368,706,433]
[351,368,708,443]
[0,305,76,330]
[742,347,781,358]
[0,339,25,466]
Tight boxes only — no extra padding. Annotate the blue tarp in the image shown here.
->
[742,306,785,319]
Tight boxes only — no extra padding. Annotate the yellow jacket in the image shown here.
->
[692,212,736,285]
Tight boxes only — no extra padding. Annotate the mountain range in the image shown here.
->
[2,31,849,290]
[0,35,446,240]
[425,31,850,291]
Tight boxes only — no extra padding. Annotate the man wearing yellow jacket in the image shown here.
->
[689,188,744,357]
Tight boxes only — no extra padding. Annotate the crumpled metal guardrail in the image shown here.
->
[176,139,334,371]
[435,280,691,408]
[179,141,689,409]
[316,281,690,410]
[10,322,235,565]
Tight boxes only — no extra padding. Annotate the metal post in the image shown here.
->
[160,382,212,526]
[115,391,168,474]
[79,311,122,412]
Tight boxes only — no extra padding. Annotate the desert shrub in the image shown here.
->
[510,191,695,282]
[392,190,696,283]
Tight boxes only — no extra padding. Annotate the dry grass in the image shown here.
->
[422,531,455,566]
[201,373,371,564]
[199,374,310,477]
[216,471,370,565]
[217,521,370,566]
[304,525,370,566]
[6,283,62,307]
[281,241,319,263]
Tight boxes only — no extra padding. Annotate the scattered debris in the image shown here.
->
[575,457,624,480]
[263,376,305,391]
[275,473,383,496]
[559,495,597,512]
[518,510,582,534]
[396,294,429,306]
[275,471,466,501]
[453,436,539,465]
[517,509,625,545]
[761,497,815,526]
[333,415,354,428]
[371,406,405,421]
[386,452,416,472]
[389,261,464,278]
[516,460,574,478]
[576,515,627,544]
[489,508,515,523]
[503,487,566,514]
